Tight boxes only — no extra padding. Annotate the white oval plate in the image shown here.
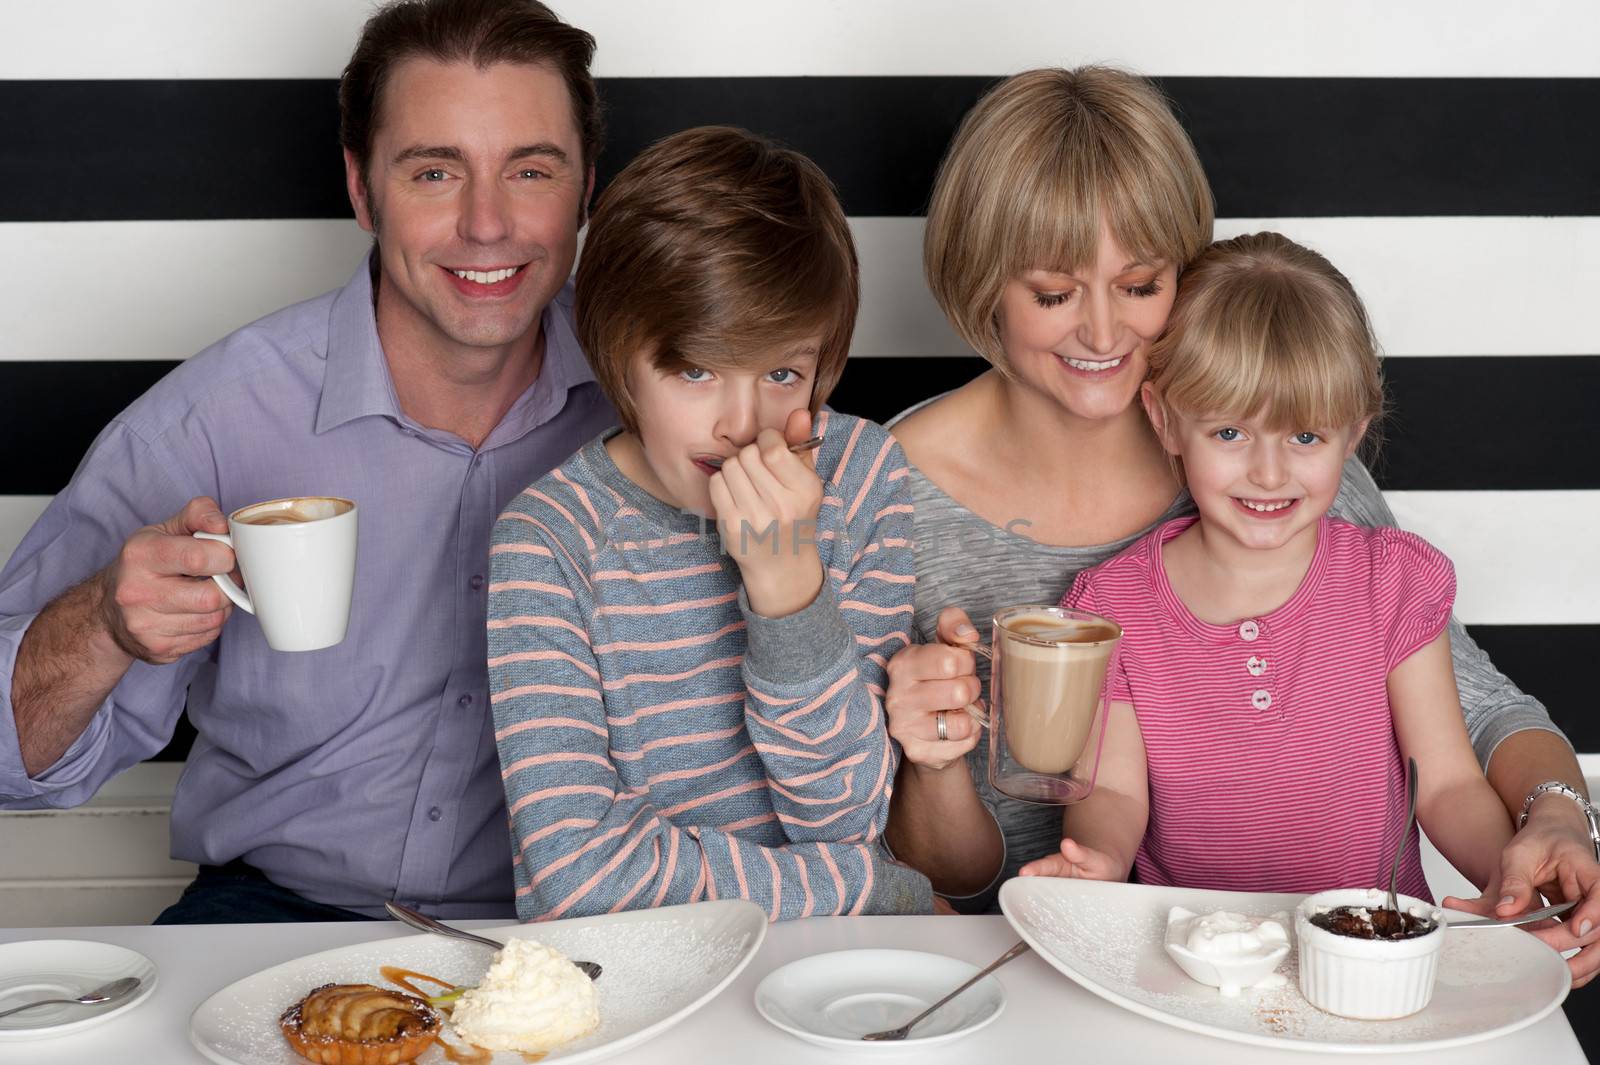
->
[1000,878,1570,1054]
[0,940,158,1041]
[189,899,766,1064]
[754,948,1005,1053]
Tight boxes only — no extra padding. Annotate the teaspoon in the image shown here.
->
[0,976,141,1019]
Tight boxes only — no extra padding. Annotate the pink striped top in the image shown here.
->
[1063,516,1454,899]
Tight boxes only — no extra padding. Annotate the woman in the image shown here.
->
[882,66,1600,985]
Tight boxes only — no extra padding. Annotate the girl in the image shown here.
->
[1019,232,1510,896]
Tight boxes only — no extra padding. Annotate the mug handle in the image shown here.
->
[192,531,255,615]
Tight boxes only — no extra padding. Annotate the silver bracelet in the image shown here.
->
[1518,780,1600,863]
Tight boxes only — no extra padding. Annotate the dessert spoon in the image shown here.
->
[1378,756,1419,932]
[384,901,602,980]
[0,976,141,1019]
[1445,899,1578,928]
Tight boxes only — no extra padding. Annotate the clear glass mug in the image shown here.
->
[961,605,1122,805]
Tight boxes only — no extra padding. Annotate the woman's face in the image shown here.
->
[995,226,1178,424]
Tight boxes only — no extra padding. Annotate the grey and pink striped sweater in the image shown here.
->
[487,411,932,921]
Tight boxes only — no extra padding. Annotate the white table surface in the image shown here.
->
[0,915,1586,1064]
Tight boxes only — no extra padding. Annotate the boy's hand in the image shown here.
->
[1018,838,1122,881]
[711,409,824,618]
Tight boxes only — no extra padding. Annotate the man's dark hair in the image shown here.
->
[339,0,602,180]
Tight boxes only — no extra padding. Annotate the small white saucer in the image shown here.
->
[0,940,158,1040]
[754,948,1005,1052]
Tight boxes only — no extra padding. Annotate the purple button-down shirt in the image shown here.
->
[0,259,615,918]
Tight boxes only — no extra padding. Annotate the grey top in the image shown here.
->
[898,412,1565,912]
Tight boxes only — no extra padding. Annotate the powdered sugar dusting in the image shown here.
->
[192,906,761,1064]
[1008,883,1567,1050]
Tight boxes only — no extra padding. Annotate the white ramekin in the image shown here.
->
[1295,888,1445,1020]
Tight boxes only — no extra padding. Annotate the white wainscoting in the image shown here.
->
[6,758,1600,927]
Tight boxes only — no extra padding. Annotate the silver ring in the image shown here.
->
[936,711,949,741]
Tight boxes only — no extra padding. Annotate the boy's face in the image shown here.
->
[622,339,822,517]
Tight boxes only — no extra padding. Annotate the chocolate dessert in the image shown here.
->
[1309,904,1435,941]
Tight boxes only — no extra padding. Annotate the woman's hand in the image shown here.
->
[885,607,984,771]
[1443,798,1600,987]
[1018,838,1122,881]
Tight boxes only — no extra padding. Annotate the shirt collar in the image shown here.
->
[315,256,402,435]
[314,257,597,441]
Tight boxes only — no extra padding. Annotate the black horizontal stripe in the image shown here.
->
[6,77,1598,221]
[130,625,1597,761]
[1,355,1597,493]
[1469,626,1600,751]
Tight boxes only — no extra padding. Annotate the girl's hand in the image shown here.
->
[711,409,824,617]
[1018,838,1122,881]
[885,607,983,771]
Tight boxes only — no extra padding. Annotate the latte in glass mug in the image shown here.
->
[995,613,1119,774]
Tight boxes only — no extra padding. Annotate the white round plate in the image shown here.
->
[189,899,766,1064]
[0,940,158,1041]
[1000,878,1570,1054]
[754,948,1005,1052]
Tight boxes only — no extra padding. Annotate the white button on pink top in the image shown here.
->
[1239,620,1260,641]
[1252,689,1273,711]
[1247,656,1266,677]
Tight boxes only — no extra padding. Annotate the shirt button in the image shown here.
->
[1252,689,1273,711]
[1239,620,1260,642]
[469,574,485,590]
[1247,656,1266,677]
[428,807,443,822]
[457,693,473,708]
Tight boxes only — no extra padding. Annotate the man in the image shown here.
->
[0,0,615,922]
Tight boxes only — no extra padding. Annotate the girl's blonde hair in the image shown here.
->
[924,66,1214,370]
[1147,232,1384,439]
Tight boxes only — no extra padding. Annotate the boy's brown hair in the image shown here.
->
[576,126,859,432]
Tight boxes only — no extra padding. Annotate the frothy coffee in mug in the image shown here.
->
[236,497,353,527]
[995,613,1118,774]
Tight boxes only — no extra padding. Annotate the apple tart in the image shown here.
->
[279,983,441,1065]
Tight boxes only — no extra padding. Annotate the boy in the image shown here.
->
[487,126,932,920]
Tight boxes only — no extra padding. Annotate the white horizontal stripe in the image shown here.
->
[0,497,51,569]
[5,0,1598,78]
[3,217,1597,362]
[3,492,1592,626]
[1386,491,1600,626]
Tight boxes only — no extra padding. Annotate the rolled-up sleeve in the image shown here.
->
[0,420,206,806]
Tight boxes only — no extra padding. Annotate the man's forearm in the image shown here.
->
[886,761,1004,897]
[13,574,133,776]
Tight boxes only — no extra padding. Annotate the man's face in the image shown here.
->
[345,58,591,361]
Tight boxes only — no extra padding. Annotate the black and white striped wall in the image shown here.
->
[4,1,1596,752]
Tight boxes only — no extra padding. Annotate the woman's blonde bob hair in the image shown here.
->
[924,66,1214,369]
[1147,232,1385,436]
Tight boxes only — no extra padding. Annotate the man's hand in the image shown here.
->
[1443,797,1600,987]
[711,409,824,618]
[885,607,983,771]
[98,496,237,664]
[1018,838,1122,882]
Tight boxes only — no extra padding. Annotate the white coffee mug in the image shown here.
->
[193,496,357,652]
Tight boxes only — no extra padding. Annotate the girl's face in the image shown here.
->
[995,225,1178,424]
[1145,384,1369,557]
[623,340,820,517]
